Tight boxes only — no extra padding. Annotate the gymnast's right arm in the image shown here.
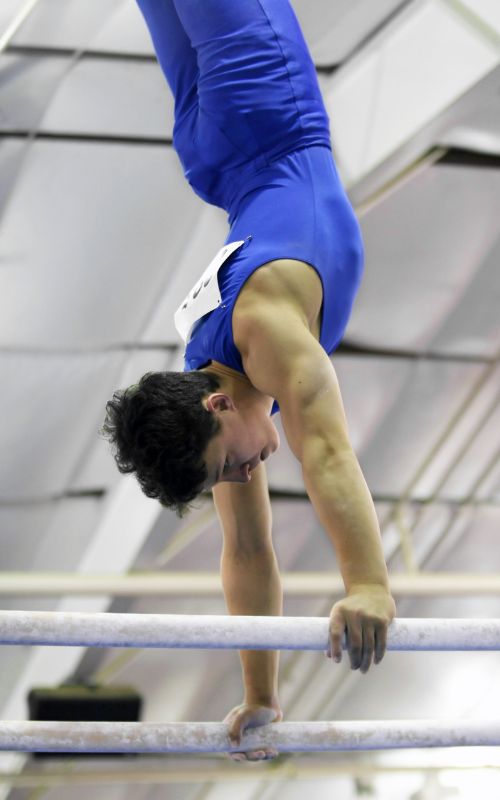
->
[213,463,283,759]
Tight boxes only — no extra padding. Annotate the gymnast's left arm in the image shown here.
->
[237,305,397,674]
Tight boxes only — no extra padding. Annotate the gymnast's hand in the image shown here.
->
[224,702,283,762]
[327,585,396,673]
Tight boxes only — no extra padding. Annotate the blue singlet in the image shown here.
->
[136,0,365,414]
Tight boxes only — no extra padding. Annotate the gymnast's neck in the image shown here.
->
[200,360,274,415]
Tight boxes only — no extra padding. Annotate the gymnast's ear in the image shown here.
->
[203,393,235,414]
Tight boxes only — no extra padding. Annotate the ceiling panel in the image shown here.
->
[10,0,153,55]
[0,646,29,716]
[11,0,127,50]
[0,0,27,40]
[476,459,500,501]
[432,399,500,499]
[0,497,103,576]
[325,648,500,720]
[349,161,500,356]
[0,53,71,130]
[424,504,500,574]
[410,363,500,498]
[324,0,500,183]
[293,0,407,66]
[0,352,125,498]
[0,505,56,570]
[429,223,500,358]
[0,51,174,139]
[358,360,485,495]
[459,0,500,36]
[84,0,154,54]
[0,140,200,348]
[441,88,500,155]
[40,57,173,138]
[0,138,28,218]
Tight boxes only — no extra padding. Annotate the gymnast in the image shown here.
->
[102,0,396,761]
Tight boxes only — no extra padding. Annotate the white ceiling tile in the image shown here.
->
[28,497,104,571]
[457,0,500,36]
[438,401,500,498]
[88,0,154,54]
[476,459,500,501]
[0,138,29,216]
[0,53,71,130]
[326,648,500,718]
[334,355,414,453]
[12,0,125,50]
[0,353,122,498]
[0,0,28,41]
[412,364,500,498]
[40,58,173,138]
[0,646,29,715]
[325,0,500,181]
[366,1,499,169]
[425,504,500,572]
[0,141,199,348]
[348,161,500,355]
[292,0,406,65]
[408,502,459,562]
[324,47,382,185]
[440,91,500,155]
[0,505,56,569]
[359,360,485,495]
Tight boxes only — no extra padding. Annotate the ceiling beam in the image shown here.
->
[1,571,500,597]
[0,761,495,788]
[0,750,500,789]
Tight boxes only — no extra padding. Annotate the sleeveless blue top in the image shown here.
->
[183,145,364,415]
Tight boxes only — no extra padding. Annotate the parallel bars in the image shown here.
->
[2,611,498,753]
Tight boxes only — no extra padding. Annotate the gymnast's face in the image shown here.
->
[201,393,280,489]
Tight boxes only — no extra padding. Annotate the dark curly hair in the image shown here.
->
[100,370,222,517]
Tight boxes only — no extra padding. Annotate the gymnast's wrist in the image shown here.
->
[243,688,281,709]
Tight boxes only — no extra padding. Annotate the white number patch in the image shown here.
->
[174,240,245,343]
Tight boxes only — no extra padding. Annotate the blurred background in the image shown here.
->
[0,0,499,798]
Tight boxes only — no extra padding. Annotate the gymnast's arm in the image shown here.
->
[235,302,396,672]
[213,467,282,702]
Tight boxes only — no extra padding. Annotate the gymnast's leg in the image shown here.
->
[136,0,330,209]
[136,0,199,124]
[169,0,330,163]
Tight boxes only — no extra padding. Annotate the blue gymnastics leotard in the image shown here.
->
[136,0,364,414]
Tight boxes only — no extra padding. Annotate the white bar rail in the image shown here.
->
[0,720,499,753]
[0,611,499,650]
